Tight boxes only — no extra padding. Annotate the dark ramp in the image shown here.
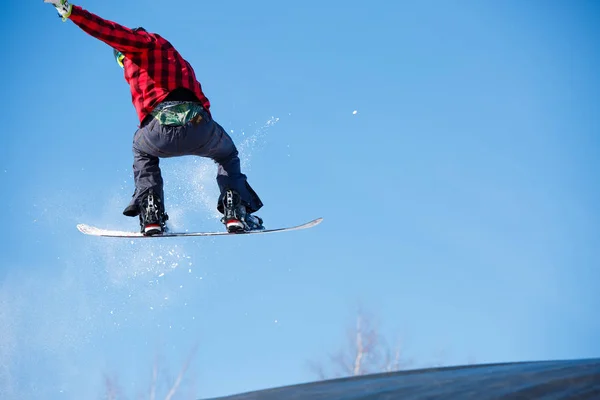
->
[203,358,600,400]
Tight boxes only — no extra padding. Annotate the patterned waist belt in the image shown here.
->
[150,101,205,126]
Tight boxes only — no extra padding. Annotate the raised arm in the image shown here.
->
[44,1,155,53]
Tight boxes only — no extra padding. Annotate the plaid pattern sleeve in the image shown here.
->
[69,6,153,53]
[68,5,212,124]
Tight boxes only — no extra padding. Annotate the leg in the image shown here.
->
[123,142,165,217]
[188,113,263,214]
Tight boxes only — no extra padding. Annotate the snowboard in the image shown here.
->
[76,217,323,238]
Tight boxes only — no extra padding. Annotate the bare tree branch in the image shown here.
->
[103,342,199,400]
[150,354,158,400]
[331,352,351,378]
[164,343,198,400]
[104,375,121,400]
[306,360,327,381]
[309,309,411,380]
[353,324,363,375]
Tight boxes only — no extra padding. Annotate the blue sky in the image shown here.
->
[1,0,599,399]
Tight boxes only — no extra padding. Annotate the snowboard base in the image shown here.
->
[77,217,323,238]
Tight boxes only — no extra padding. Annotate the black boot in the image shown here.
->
[220,189,264,233]
[139,190,168,236]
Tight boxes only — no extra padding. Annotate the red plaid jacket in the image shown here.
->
[69,6,211,123]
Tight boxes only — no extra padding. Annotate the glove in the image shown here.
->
[44,0,73,22]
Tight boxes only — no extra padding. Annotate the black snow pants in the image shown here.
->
[122,106,263,217]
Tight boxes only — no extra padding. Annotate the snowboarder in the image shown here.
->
[44,0,264,236]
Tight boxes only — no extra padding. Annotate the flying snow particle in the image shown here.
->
[352,110,358,115]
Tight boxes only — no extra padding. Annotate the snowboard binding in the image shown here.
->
[139,190,168,236]
[220,189,264,233]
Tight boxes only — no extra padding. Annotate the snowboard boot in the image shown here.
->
[139,190,168,236]
[221,189,264,233]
